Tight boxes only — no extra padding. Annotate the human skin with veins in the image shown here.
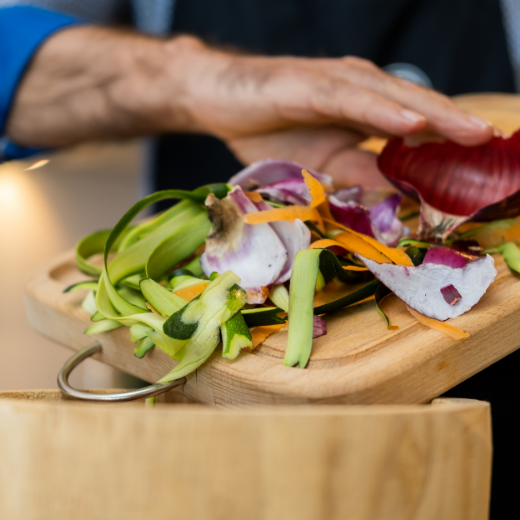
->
[7,27,494,187]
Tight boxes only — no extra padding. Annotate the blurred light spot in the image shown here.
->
[25,159,49,171]
[0,172,20,207]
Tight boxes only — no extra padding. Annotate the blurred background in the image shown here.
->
[0,140,145,389]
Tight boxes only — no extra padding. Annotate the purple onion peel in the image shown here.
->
[441,285,462,306]
[313,315,327,339]
[329,187,405,245]
[229,159,332,191]
[357,254,497,321]
[423,246,477,268]
[201,187,287,302]
[254,199,311,283]
[257,178,311,205]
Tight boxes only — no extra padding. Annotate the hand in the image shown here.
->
[226,126,387,188]
[8,31,493,188]
[169,38,493,186]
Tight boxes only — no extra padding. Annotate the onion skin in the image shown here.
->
[357,253,497,321]
[329,187,406,245]
[423,246,476,268]
[377,131,520,238]
[229,159,332,191]
[312,315,327,339]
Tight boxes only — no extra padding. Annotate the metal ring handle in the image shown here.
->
[58,341,186,402]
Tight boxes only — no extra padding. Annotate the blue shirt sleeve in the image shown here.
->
[0,6,82,162]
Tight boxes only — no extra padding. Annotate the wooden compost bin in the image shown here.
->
[0,392,491,520]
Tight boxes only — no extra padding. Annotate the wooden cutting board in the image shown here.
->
[24,248,520,407]
[24,93,520,407]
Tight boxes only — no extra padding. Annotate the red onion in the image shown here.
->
[377,131,520,238]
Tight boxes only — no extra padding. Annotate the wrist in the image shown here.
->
[133,35,225,135]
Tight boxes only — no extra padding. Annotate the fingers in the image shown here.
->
[322,57,493,145]
[268,70,427,137]
[228,126,364,171]
[321,148,391,188]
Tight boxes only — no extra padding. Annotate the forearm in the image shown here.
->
[6,27,207,147]
[7,23,492,151]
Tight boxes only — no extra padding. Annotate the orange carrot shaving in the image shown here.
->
[334,232,393,264]
[407,307,469,339]
[243,205,320,224]
[308,239,347,251]
[193,244,206,256]
[302,169,327,208]
[246,324,285,350]
[146,302,162,316]
[322,217,413,266]
[317,198,334,221]
[310,234,391,264]
[245,191,264,203]
[174,282,208,302]
[308,240,369,270]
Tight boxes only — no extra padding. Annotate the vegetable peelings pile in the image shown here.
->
[68,132,520,383]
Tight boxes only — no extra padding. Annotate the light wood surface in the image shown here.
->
[0,392,491,520]
[24,246,520,407]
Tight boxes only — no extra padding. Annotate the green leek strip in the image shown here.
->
[134,337,155,359]
[95,273,186,357]
[140,278,186,316]
[120,274,143,290]
[305,221,326,238]
[453,218,519,242]
[315,271,327,292]
[104,207,208,316]
[130,323,153,342]
[158,272,246,383]
[103,272,148,316]
[170,274,209,292]
[85,320,122,335]
[145,396,157,408]
[108,202,204,283]
[76,227,135,277]
[182,255,204,277]
[285,248,382,368]
[396,238,431,249]
[64,280,99,293]
[496,242,520,273]
[398,210,420,222]
[404,246,427,266]
[221,312,252,360]
[284,249,321,368]
[145,212,211,280]
[117,286,147,309]
[81,291,97,316]
[103,185,229,273]
[241,307,286,327]
[312,280,380,315]
[118,200,194,252]
[90,311,105,323]
[269,284,290,312]
[318,248,373,287]
[375,284,394,328]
